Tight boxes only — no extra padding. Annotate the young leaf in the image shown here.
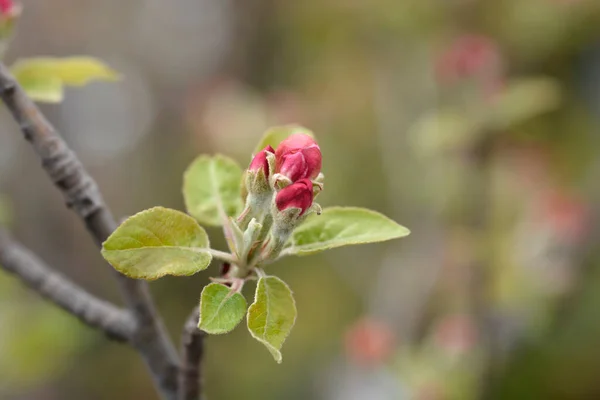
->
[282,207,410,256]
[11,57,120,103]
[199,283,247,334]
[253,125,314,154]
[13,73,63,103]
[247,276,297,363]
[183,154,244,226]
[101,207,212,280]
[226,217,245,259]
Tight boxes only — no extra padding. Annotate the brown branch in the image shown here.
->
[0,62,179,399]
[0,229,135,341]
[179,307,206,400]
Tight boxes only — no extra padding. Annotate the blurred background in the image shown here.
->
[2,0,600,399]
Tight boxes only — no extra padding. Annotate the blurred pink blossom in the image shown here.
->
[344,317,396,366]
[435,34,505,98]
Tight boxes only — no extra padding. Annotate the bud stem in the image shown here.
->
[204,248,238,264]
[238,192,272,229]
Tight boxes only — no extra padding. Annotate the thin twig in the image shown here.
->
[0,62,179,399]
[0,229,135,341]
[179,307,206,400]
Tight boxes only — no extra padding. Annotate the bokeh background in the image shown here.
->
[2,0,600,399]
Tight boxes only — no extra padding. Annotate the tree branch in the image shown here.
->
[0,62,179,399]
[0,229,135,341]
[179,307,206,400]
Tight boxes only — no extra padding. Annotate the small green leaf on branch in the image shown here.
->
[198,283,247,334]
[101,207,212,280]
[183,154,244,227]
[283,207,410,256]
[11,57,120,103]
[247,276,297,363]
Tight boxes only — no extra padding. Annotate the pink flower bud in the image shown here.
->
[248,145,274,178]
[279,152,307,182]
[275,134,322,181]
[0,0,14,15]
[344,317,395,366]
[275,178,313,215]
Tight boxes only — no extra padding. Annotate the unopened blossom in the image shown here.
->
[0,0,17,16]
[248,145,274,178]
[275,134,322,181]
[275,178,313,215]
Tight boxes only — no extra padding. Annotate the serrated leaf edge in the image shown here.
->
[247,276,297,363]
[282,206,410,256]
[101,206,213,280]
[182,154,244,227]
[198,283,247,335]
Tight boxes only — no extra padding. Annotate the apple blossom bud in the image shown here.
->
[0,0,13,15]
[275,178,313,216]
[279,152,307,182]
[0,0,20,54]
[257,179,318,262]
[240,146,275,227]
[275,134,322,181]
[249,145,274,178]
[0,0,20,19]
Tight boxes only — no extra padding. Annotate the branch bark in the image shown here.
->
[0,62,179,399]
[179,307,206,400]
[0,229,135,341]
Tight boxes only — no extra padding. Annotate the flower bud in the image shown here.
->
[243,145,274,204]
[258,179,317,262]
[0,0,20,53]
[0,0,13,15]
[275,134,322,181]
[239,146,275,230]
[249,145,274,178]
[0,0,19,18]
[275,178,313,216]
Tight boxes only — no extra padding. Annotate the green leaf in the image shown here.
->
[14,74,63,103]
[183,154,244,226]
[247,276,297,363]
[253,125,315,154]
[283,207,410,256]
[11,57,120,103]
[198,283,247,334]
[101,207,212,280]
